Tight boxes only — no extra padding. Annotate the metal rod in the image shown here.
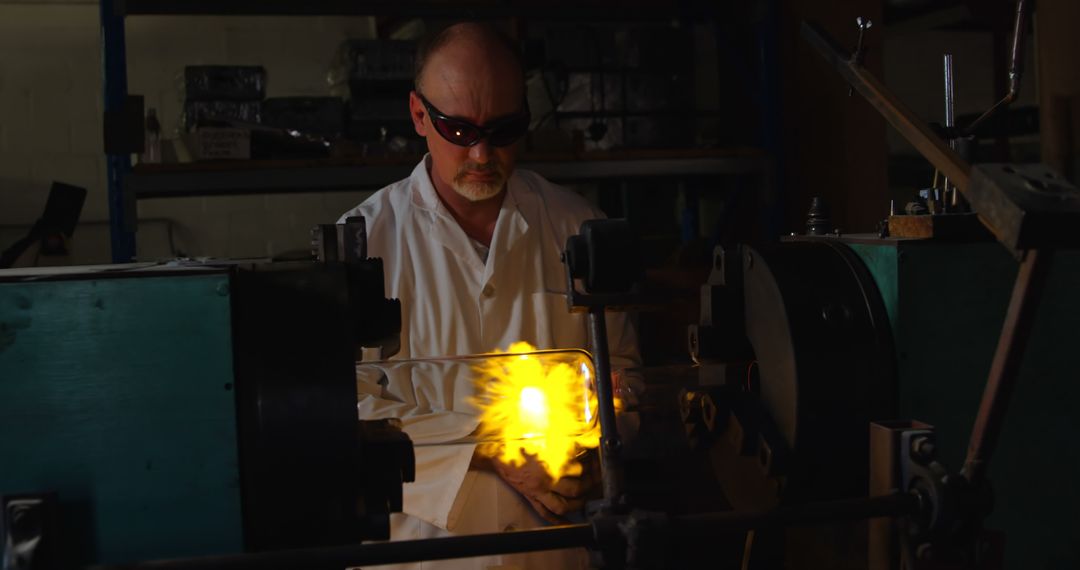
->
[848,17,873,97]
[588,307,624,502]
[800,22,973,195]
[675,493,920,536]
[961,249,1053,484]
[944,54,956,133]
[943,53,956,210]
[92,524,595,570]
[963,0,1029,135]
[92,493,922,570]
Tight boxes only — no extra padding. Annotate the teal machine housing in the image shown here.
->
[0,268,244,565]
[0,259,402,567]
[843,237,1080,570]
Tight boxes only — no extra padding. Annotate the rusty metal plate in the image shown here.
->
[968,163,1080,250]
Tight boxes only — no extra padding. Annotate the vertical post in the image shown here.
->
[755,0,783,241]
[943,54,956,136]
[679,182,699,245]
[587,308,623,503]
[101,0,136,263]
[941,52,959,209]
[943,53,955,210]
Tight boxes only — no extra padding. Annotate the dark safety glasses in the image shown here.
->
[417,92,530,148]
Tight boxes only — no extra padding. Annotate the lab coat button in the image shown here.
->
[482,284,495,297]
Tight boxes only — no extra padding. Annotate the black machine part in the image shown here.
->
[1,493,57,570]
[311,216,367,264]
[562,218,647,506]
[689,238,896,511]
[564,219,643,296]
[230,240,405,550]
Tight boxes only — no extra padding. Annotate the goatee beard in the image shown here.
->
[453,162,507,201]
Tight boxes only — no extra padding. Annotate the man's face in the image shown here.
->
[409,53,524,202]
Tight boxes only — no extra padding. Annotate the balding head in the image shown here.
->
[408,22,528,205]
[414,22,524,99]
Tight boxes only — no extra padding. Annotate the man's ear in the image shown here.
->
[409,91,428,137]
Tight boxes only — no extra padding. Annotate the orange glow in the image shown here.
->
[471,342,601,480]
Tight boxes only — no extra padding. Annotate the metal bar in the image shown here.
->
[944,54,956,134]
[130,157,770,199]
[519,157,769,182]
[943,53,956,211]
[117,0,718,19]
[756,0,785,241]
[92,524,595,570]
[588,308,624,501]
[964,0,1029,136]
[675,493,920,536]
[799,22,972,193]
[101,0,136,262]
[92,493,921,570]
[961,248,1054,484]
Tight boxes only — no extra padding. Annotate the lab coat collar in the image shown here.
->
[485,176,530,283]
[409,155,531,279]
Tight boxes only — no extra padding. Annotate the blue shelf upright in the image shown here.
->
[100,0,137,263]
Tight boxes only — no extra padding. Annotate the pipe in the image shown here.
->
[675,493,920,536]
[588,307,625,502]
[964,0,1029,135]
[93,524,596,570]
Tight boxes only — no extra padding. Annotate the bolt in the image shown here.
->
[603,438,622,454]
[912,436,936,461]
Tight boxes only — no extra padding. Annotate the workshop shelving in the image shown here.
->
[102,0,780,261]
[128,149,772,198]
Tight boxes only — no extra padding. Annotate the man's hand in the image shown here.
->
[492,450,600,524]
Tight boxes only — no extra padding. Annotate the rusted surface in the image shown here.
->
[888,216,934,239]
[887,214,993,241]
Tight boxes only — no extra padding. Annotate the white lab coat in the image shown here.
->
[338,156,639,569]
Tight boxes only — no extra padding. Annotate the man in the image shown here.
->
[339,22,639,569]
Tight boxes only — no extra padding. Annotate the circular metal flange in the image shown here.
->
[710,239,896,511]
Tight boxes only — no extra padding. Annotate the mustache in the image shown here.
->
[457,161,504,176]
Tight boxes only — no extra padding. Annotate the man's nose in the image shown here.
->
[468,139,493,163]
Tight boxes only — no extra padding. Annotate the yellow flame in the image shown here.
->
[471,342,601,480]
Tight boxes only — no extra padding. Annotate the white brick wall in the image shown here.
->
[0,5,379,265]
